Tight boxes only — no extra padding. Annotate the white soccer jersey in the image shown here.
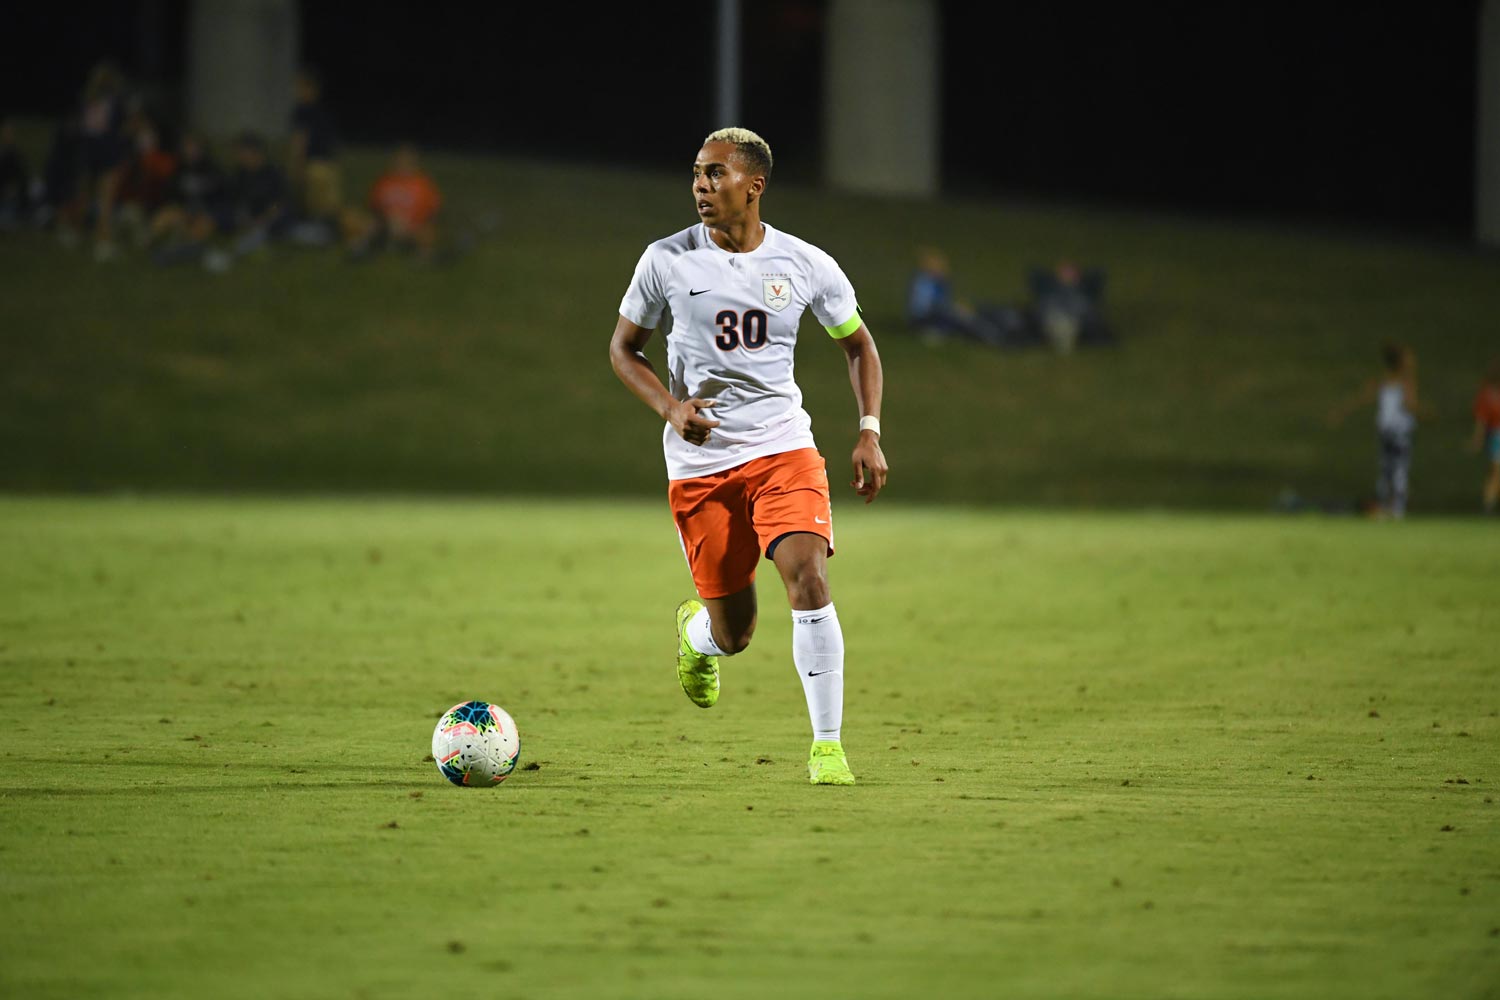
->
[1376,380,1415,437]
[619,222,862,480]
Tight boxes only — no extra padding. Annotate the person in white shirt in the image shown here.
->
[609,127,887,786]
[1329,341,1426,519]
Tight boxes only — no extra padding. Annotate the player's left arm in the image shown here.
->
[837,324,888,504]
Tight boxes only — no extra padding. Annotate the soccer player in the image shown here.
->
[608,127,887,786]
[1329,341,1425,519]
[1467,359,1500,514]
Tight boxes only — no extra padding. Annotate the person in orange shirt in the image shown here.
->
[115,117,178,242]
[343,144,441,260]
[1468,359,1500,514]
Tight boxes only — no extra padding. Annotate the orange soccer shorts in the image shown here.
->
[668,447,835,599]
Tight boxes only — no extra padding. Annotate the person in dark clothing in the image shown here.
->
[1028,261,1115,352]
[149,133,230,263]
[167,134,228,220]
[227,131,287,245]
[0,118,31,229]
[76,61,130,259]
[288,68,341,223]
[191,132,288,272]
[39,119,83,231]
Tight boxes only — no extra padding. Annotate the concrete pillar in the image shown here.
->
[187,0,300,139]
[1480,0,1500,246]
[823,0,939,197]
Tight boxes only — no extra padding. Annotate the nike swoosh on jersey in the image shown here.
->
[689,288,711,296]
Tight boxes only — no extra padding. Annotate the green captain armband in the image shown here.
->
[824,309,864,339]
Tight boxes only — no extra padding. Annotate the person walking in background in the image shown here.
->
[75,61,130,260]
[1330,341,1428,519]
[287,67,341,230]
[1468,359,1500,514]
[608,127,887,786]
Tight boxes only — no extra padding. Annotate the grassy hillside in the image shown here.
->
[2,143,1497,508]
[1,498,1496,999]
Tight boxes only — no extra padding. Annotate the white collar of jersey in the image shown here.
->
[700,222,775,257]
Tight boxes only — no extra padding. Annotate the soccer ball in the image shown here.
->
[431,700,521,786]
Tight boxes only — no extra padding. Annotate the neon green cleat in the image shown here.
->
[675,598,720,708]
[808,740,856,786]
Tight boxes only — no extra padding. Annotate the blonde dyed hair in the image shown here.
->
[704,127,773,181]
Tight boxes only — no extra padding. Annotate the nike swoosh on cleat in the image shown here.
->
[689,288,711,296]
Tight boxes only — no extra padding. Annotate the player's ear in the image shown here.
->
[747,175,766,204]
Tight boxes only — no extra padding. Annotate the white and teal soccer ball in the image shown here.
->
[432,700,521,787]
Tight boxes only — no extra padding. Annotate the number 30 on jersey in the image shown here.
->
[715,309,769,351]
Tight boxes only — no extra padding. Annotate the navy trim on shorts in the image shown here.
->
[766,530,832,561]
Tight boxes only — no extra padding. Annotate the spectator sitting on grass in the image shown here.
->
[343,144,442,261]
[149,133,230,264]
[113,115,177,247]
[215,131,289,267]
[905,248,1011,348]
[1028,260,1114,353]
[0,117,31,230]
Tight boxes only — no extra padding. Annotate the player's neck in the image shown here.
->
[706,214,765,254]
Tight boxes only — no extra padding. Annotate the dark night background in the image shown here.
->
[2,1,1482,233]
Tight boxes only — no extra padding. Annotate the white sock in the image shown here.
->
[686,607,728,657]
[791,602,843,743]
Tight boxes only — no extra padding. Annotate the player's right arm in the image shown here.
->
[1326,378,1378,428]
[608,316,720,446]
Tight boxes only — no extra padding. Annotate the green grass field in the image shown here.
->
[1,497,1496,999]
[3,136,1499,508]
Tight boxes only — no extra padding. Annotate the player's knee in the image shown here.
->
[785,561,830,609]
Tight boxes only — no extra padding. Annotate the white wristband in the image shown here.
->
[859,415,881,436]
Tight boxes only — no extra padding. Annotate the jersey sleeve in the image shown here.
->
[1475,389,1500,424]
[809,250,862,339]
[618,245,668,329]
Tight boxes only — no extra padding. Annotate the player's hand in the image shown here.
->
[851,431,888,504]
[669,398,720,445]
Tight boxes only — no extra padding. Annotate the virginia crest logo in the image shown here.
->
[762,277,793,312]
